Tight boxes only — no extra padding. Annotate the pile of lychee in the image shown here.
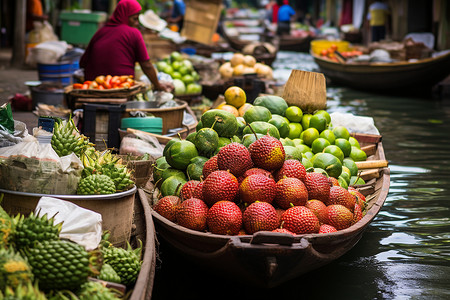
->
[153,134,367,236]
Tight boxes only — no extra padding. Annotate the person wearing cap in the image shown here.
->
[276,0,295,36]
[80,0,171,91]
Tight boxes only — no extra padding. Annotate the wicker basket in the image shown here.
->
[119,155,155,187]
[124,100,188,134]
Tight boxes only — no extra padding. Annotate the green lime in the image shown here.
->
[303,151,314,160]
[296,144,311,154]
[311,138,331,154]
[349,136,361,149]
[281,137,295,146]
[338,176,349,189]
[323,145,344,162]
[285,106,303,122]
[319,129,336,144]
[160,175,187,197]
[302,157,313,169]
[292,138,303,146]
[334,138,352,157]
[339,169,351,184]
[349,146,367,162]
[314,110,331,125]
[287,122,303,139]
[343,158,358,176]
[165,140,199,170]
[341,165,351,178]
[312,152,343,178]
[309,114,327,133]
[301,127,320,146]
[284,146,302,160]
[301,113,312,129]
[332,126,351,140]
[350,176,365,186]
[268,114,290,138]
[163,138,180,157]
[243,106,272,123]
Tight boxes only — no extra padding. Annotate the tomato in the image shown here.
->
[82,83,89,89]
[97,85,104,90]
[320,49,328,56]
[95,75,105,84]
[73,83,83,89]
[330,44,338,51]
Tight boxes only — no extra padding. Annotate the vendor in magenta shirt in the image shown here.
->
[80,0,170,91]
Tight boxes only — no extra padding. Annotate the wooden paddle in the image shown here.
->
[281,69,327,113]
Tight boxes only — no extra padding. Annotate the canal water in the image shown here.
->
[152,52,450,299]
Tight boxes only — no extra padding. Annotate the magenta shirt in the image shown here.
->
[80,24,149,80]
[80,0,148,80]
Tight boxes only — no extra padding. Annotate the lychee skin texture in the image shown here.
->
[281,206,320,234]
[202,170,239,207]
[328,186,356,209]
[202,155,219,178]
[319,224,338,234]
[243,202,279,234]
[153,195,180,222]
[274,177,308,209]
[217,142,254,177]
[181,180,201,200]
[304,172,331,203]
[325,204,354,230]
[274,159,307,182]
[249,135,286,171]
[305,199,328,224]
[243,168,274,180]
[176,198,209,231]
[192,181,204,200]
[239,174,277,205]
[207,201,242,235]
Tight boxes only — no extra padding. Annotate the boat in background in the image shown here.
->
[311,50,450,93]
[146,133,390,288]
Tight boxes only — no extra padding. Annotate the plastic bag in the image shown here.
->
[120,132,164,158]
[330,112,380,135]
[26,40,70,66]
[0,120,30,148]
[28,21,59,44]
[0,135,83,194]
[35,197,102,250]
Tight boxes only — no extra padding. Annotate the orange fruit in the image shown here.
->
[224,86,247,108]
[238,103,253,117]
[219,104,239,117]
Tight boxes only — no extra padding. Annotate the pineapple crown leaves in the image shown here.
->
[87,249,103,277]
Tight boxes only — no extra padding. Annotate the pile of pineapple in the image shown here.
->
[50,118,134,195]
[0,200,142,298]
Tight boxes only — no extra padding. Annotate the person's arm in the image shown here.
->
[139,60,172,91]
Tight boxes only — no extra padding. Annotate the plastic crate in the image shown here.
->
[60,11,107,45]
[82,103,125,150]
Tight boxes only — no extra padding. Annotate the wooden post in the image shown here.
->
[11,0,26,67]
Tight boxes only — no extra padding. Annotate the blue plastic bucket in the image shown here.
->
[37,61,79,86]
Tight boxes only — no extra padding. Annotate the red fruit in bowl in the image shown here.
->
[281,206,320,234]
[207,201,242,235]
[176,198,209,231]
[153,195,180,222]
[239,174,277,204]
[202,170,239,207]
[217,142,253,177]
[304,172,330,202]
[274,177,308,209]
[249,135,285,171]
[274,159,306,182]
[243,202,278,234]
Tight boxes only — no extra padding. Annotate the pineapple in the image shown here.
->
[98,263,121,284]
[23,240,95,291]
[0,249,33,291]
[0,199,14,249]
[77,174,116,195]
[51,118,92,157]
[13,212,61,251]
[77,281,120,300]
[102,241,142,286]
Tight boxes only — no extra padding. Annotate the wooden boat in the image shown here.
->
[311,51,450,92]
[146,133,390,288]
[129,188,156,300]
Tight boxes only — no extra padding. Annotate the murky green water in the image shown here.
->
[152,52,450,299]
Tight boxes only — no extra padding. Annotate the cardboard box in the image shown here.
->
[181,0,223,45]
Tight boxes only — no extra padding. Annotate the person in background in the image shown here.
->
[80,0,171,91]
[167,0,186,32]
[276,0,295,36]
[26,0,48,33]
[367,0,390,42]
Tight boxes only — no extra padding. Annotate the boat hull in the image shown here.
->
[312,52,450,92]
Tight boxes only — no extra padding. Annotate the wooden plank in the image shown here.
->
[355,160,388,169]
